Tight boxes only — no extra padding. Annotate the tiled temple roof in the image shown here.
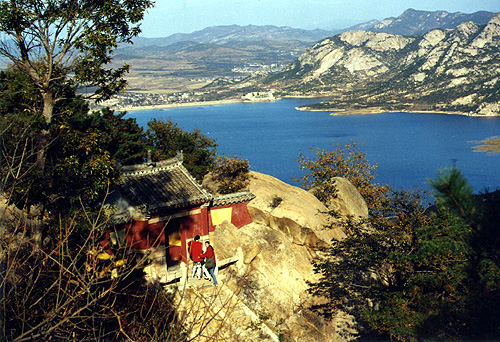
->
[119,156,211,215]
[212,190,256,207]
[108,154,256,221]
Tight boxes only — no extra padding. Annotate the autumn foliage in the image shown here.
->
[305,142,500,340]
[296,141,390,210]
[212,155,251,194]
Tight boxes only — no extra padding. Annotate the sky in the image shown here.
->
[139,0,500,37]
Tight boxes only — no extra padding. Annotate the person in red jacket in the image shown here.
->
[189,235,203,279]
[200,241,218,286]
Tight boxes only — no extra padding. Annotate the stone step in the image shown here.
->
[150,256,238,284]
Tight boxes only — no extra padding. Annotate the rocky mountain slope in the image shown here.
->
[111,9,495,94]
[189,171,366,341]
[262,12,500,116]
[358,8,494,36]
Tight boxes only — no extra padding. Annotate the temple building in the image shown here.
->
[103,152,254,272]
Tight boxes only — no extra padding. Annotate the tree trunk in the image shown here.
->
[32,91,55,248]
[37,91,55,172]
[41,91,54,125]
[29,204,44,249]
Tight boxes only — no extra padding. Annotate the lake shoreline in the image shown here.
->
[117,97,484,117]
[126,97,500,192]
[115,96,282,112]
[115,98,244,112]
[295,105,473,117]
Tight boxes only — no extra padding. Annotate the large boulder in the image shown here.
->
[324,177,369,218]
[213,220,353,341]
[214,221,316,314]
[246,171,345,248]
[205,172,365,341]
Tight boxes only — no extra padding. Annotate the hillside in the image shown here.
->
[132,24,334,46]
[257,12,500,116]
[356,8,494,36]
[113,39,310,93]
[190,171,362,341]
[112,25,334,93]
[111,9,495,94]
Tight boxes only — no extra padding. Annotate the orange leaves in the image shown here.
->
[297,141,390,210]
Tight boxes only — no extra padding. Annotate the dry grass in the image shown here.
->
[111,58,211,93]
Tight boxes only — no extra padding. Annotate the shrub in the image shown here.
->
[296,141,390,211]
[1,208,185,341]
[212,155,251,194]
[271,195,283,208]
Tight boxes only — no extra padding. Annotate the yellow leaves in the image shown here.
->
[97,252,111,260]
[115,259,127,267]
[98,269,108,278]
[297,141,390,211]
[98,265,123,280]
[111,269,118,279]
[93,252,128,280]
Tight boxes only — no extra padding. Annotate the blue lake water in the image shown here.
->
[126,98,500,193]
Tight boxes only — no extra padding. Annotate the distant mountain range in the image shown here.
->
[132,25,333,47]
[118,9,497,64]
[346,8,494,36]
[130,9,495,48]
[255,12,500,116]
[112,8,499,102]
[117,9,496,72]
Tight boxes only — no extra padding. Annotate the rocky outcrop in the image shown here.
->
[323,177,369,218]
[246,171,345,248]
[270,12,500,116]
[297,31,412,81]
[477,102,500,116]
[199,172,367,341]
[370,9,494,36]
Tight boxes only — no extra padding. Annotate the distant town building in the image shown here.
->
[242,90,276,102]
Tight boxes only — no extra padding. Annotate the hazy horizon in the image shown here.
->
[139,0,500,38]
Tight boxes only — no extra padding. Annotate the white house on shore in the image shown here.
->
[242,90,276,102]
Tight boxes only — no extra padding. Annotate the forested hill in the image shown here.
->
[259,12,500,116]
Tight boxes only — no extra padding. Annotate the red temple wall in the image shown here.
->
[208,202,253,231]
[107,201,253,264]
[230,202,253,228]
